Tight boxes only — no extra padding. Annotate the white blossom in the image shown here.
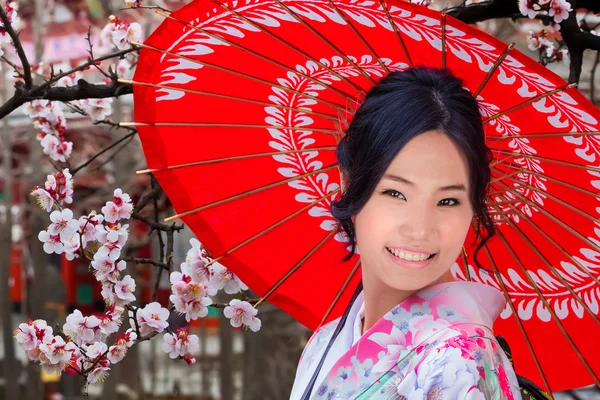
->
[38,230,64,255]
[114,275,137,306]
[162,327,200,360]
[48,209,79,242]
[38,336,76,375]
[223,299,261,332]
[81,98,113,121]
[549,0,571,23]
[63,310,101,346]
[134,302,170,336]
[210,262,248,294]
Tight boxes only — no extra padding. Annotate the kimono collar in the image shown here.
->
[356,280,507,339]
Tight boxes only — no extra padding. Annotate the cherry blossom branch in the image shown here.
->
[448,0,600,83]
[0,4,32,88]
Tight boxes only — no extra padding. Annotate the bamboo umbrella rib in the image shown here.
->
[460,245,471,281]
[487,171,600,253]
[207,188,340,267]
[490,190,600,290]
[131,41,347,113]
[316,258,361,332]
[487,130,600,141]
[474,43,515,98]
[211,0,367,95]
[119,78,338,122]
[491,165,599,222]
[156,9,362,104]
[272,0,377,85]
[494,149,600,173]
[164,163,338,221]
[441,10,447,69]
[492,160,600,199]
[378,0,413,67]
[136,147,338,174]
[254,228,339,307]
[490,169,520,183]
[328,0,390,74]
[484,83,577,124]
[486,216,600,387]
[120,122,339,135]
[489,196,600,325]
[476,223,554,395]
[489,154,517,168]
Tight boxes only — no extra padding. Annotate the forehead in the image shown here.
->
[385,130,471,186]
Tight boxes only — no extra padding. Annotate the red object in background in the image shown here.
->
[132,0,600,392]
[9,244,22,304]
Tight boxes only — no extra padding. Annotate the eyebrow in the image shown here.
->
[383,174,468,192]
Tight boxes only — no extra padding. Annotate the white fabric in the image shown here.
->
[290,289,365,400]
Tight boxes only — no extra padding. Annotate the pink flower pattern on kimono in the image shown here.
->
[298,282,521,400]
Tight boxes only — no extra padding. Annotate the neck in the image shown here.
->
[360,267,455,335]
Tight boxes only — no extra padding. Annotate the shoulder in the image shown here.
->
[298,318,339,367]
[403,324,522,400]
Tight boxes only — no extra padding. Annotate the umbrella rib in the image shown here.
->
[488,169,600,252]
[483,83,577,125]
[211,0,367,95]
[272,0,377,85]
[132,41,347,113]
[441,10,447,69]
[484,214,600,387]
[491,164,599,222]
[316,258,361,332]
[494,149,600,173]
[118,78,338,122]
[477,225,554,394]
[120,122,340,135]
[490,190,600,291]
[328,0,390,75]
[254,229,339,307]
[164,163,338,222]
[155,9,362,104]
[474,43,515,98]
[489,196,600,325]
[460,245,471,281]
[378,0,413,67]
[492,160,600,198]
[487,130,600,142]
[206,188,340,267]
[136,147,337,174]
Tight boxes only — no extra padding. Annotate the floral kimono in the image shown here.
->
[290,281,523,400]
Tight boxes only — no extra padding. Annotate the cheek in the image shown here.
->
[354,200,390,249]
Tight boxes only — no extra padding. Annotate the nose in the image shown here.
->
[400,203,433,242]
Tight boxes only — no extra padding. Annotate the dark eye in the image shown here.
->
[439,198,461,206]
[382,189,405,200]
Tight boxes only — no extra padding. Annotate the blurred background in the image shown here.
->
[0,0,599,399]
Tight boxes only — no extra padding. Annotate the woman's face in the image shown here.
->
[353,130,474,293]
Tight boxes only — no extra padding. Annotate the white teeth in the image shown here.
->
[387,248,432,262]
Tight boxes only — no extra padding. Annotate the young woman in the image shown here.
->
[290,66,523,400]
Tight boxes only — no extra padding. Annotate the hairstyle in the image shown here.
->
[330,66,495,273]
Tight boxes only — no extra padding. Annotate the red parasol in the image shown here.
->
[125,0,600,392]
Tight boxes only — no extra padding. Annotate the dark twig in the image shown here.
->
[0,5,32,88]
[590,51,600,105]
[71,131,137,176]
[119,256,170,271]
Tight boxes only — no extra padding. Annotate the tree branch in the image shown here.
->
[448,0,600,83]
[0,4,32,88]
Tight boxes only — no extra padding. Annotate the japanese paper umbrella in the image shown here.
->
[124,0,600,392]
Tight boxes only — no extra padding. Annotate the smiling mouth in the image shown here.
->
[386,247,436,261]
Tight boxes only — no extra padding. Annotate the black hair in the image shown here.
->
[330,66,495,274]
